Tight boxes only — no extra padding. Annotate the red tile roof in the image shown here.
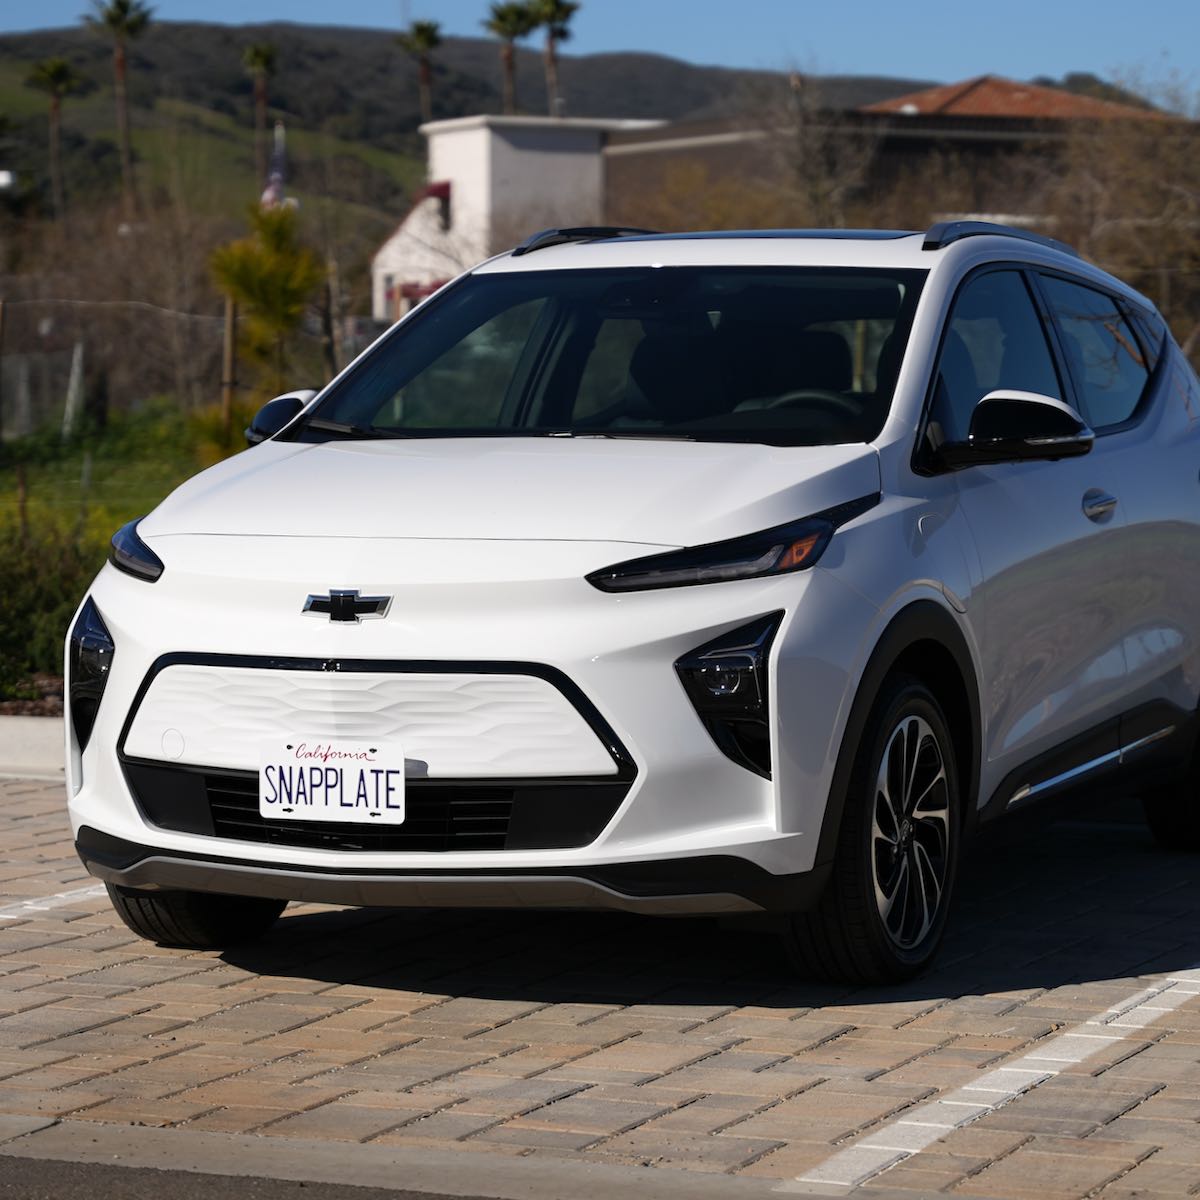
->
[862,75,1165,121]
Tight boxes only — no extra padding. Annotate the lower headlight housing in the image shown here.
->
[68,598,115,752]
[675,613,782,779]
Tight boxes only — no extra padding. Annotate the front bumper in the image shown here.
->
[77,825,831,915]
[68,533,882,906]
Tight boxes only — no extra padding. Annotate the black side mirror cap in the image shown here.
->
[245,390,318,447]
[938,390,1094,469]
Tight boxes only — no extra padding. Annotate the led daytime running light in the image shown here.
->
[587,494,879,593]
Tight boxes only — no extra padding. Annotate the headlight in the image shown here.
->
[109,518,164,582]
[676,613,782,778]
[68,598,115,752]
[586,494,879,593]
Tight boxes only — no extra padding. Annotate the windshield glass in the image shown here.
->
[296,266,926,446]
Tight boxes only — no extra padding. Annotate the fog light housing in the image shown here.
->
[675,613,782,778]
[68,598,115,752]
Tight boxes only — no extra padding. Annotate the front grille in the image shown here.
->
[122,761,630,852]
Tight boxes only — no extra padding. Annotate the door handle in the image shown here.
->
[1082,489,1119,522]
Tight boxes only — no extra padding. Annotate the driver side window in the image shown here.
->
[934,271,1063,445]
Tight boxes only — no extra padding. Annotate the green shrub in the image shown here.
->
[0,522,105,694]
[0,399,244,697]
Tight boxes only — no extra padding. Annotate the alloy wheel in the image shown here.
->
[870,714,952,950]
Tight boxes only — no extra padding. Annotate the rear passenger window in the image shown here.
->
[1040,276,1149,429]
[933,271,1062,445]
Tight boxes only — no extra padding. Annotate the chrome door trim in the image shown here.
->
[1006,725,1176,810]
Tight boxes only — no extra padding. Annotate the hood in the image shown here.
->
[140,437,881,547]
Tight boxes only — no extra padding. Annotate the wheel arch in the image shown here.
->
[814,599,982,868]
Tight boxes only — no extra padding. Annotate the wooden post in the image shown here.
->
[15,462,28,545]
[220,296,237,446]
[0,299,6,443]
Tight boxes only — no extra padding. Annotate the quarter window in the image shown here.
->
[1040,276,1149,429]
[933,271,1062,445]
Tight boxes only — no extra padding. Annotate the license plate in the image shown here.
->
[258,739,406,825]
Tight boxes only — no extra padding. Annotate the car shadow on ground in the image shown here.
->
[220,796,1200,1008]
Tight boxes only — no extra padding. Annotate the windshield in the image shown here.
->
[296,266,926,447]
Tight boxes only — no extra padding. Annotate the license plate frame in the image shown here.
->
[258,739,406,825]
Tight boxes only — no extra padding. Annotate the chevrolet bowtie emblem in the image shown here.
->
[303,589,392,623]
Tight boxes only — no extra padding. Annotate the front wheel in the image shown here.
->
[106,884,286,949]
[784,676,961,984]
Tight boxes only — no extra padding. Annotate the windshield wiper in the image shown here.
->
[569,431,697,441]
[304,418,399,439]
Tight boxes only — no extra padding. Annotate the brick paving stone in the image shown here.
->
[469,1123,600,1151]
[0,1086,109,1116]
[953,1146,1146,1199]
[1094,1155,1200,1197]
[368,1110,502,1143]
[253,1099,413,1142]
[592,1128,784,1173]
[69,1095,222,1127]
[5,776,1200,1194]
[738,1139,849,1179]
[506,1090,675,1136]
[862,1156,992,1192]
[720,1083,925,1144]
[972,1075,1159,1137]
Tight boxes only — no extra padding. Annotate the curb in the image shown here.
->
[0,714,65,777]
[0,1117,789,1200]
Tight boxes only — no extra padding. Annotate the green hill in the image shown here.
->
[0,21,935,222]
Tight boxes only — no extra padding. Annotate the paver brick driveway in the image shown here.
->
[2,774,1200,1198]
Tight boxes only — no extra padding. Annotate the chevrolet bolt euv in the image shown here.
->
[67,222,1200,982]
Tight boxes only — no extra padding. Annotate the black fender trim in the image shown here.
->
[815,599,981,868]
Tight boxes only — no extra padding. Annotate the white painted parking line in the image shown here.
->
[0,884,108,921]
[780,965,1200,1194]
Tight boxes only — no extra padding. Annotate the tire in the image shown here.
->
[1141,749,1200,851]
[784,674,961,984]
[106,884,286,949]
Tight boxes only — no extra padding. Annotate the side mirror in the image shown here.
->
[939,390,1094,469]
[245,390,318,447]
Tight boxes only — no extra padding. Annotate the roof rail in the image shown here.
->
[510,226,660,257]
[922,220,1079,258]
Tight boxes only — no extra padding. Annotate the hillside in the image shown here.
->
[0,21,935,220]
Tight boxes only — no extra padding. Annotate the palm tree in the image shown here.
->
[483,2,537,116]
[242,43,277,186]
[84,0,153,213]
[531,0,578,117]
[396,19,442,125]
[25,58,86,220]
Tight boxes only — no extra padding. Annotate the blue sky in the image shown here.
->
[2,0,1197,86]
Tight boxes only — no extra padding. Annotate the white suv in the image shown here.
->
[67,223,1200,983]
